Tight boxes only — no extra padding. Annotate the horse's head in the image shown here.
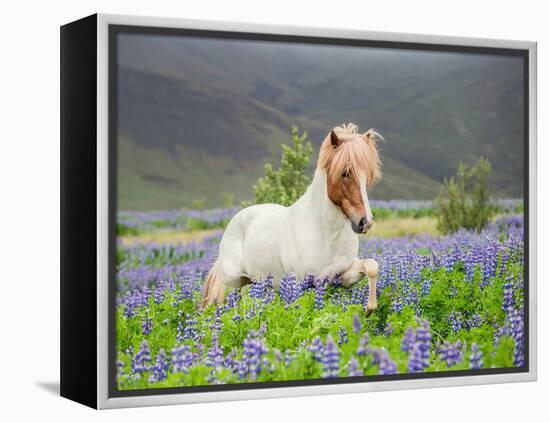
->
[318,123,382,234]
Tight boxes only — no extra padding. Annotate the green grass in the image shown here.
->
[116,259,523,389]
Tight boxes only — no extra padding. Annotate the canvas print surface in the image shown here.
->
[113,31,526,391]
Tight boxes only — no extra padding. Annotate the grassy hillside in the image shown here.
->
[116,34,524,210]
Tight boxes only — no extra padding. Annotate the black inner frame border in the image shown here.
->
[108,23,530,399]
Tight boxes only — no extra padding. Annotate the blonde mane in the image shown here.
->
[317,123,382,186]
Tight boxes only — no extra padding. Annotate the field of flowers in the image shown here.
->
[116,199,523,235]
[115,202,525,390]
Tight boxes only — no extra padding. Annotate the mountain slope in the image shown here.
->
[116,33,524,210]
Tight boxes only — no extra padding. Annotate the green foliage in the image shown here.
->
[116,247,523,389]
[435,157,496,234]
[185,217,232,231]
[253,126,314,206]
[222,192,234,208]
[371,207,436,220]
[190,199,206,210]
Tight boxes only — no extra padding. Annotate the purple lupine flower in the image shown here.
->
[322,335,339,378]
[209,306,223,332]
[502,277,515,313]
[176,311,184,344]
[337,326,349,346]
[352,314,362,335]
[401,327,416,353]
[408,343,424,372]
[384,322,394,336]
[284,350,295,367]
[449,285,458,298]
[416,319,432,369]
[493,317,510,347]
[142,287,151,304]
[332,275,344,288]
[405,319,432,372]
[308,336,324,362]
[509,309,524,366]
[132,340,152,374]
[465,313,482,330]
[420,278,432,296]
[300,274,316,293]
[244,305,257,319]
[391,297,404,313]
[240,330,268,381]
[372,348,397,375]
[314,279,327,310]
[357,332,370,356]
[183,314,199,341]
[250,274,275,305]
[469,343,483,369]
[223,348,239,373]
[279,273,300,305]
[206,331,224,368]
[149,349,169,383]
[178,280,194,300]
[349,285,365,305]
[225,289,241,309]
[331,289,347,311]
[448,311,462,333]
[141,310,153,335]
[171,345,198,373]
[153,286,165,304]
[347,356,363,377]
[438,341,463,367]
[121,288,152,318]
[116,359,127,383]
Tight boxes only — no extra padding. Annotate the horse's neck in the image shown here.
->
[293,169,348,234]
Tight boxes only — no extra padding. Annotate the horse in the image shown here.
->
[201,123,383,315]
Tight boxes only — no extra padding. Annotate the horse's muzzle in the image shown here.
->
[352,217,372,234]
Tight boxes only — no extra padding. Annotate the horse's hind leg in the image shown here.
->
[341,258,379,316]
[201,262,249,309]
[201,262,228,309]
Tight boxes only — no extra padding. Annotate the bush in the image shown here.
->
[222,192,234,208]
[190,199,206,210]
[435,157,496,234]
[253,126,314,206]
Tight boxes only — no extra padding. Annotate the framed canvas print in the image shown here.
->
[60,13,537,409]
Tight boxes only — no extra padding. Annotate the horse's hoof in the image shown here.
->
[365,303,378,317]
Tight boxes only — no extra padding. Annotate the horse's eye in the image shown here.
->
[342,170,350,178]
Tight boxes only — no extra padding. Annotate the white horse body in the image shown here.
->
[216,169,360,288]
[201,123,381,314]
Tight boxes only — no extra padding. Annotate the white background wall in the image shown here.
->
[1,0,547,421]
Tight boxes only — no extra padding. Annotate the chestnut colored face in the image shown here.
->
[327,169,372,234]
[324,130,374,234]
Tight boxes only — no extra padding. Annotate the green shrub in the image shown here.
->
[435,157,496,234]
[222,192,234,208]
[190,199,206,210]
[253,126,314,206]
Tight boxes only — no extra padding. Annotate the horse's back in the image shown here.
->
[218,203,287,283]
[226,203,287,235]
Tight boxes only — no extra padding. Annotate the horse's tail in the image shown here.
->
[200,261,225,309]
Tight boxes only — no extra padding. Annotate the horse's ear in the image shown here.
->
[364,129,384,145]
[330,131,342,148]
[364,130,374,144]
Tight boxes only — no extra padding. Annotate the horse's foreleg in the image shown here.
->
[340,258,366,288]
[363,258,379,316]
[340,258,379,316]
